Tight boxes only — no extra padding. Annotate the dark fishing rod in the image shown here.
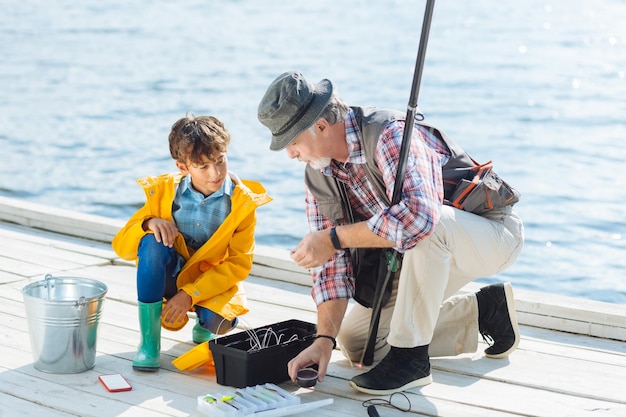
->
[360,0,437,367]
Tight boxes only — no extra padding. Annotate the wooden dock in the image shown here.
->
[1,196,625,417]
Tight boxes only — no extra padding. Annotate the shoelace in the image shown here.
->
[480,331,495,345]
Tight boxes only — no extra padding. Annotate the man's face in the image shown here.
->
[176,149,228,197]
[284,127,331,170]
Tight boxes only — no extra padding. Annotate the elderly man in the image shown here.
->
[257,71,524,395]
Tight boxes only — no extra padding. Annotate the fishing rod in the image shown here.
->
[360,0,436,367]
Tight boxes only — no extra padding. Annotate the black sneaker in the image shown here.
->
[349,346,432,395]
[476,282,520,358]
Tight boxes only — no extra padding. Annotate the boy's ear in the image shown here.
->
[175,161,189,174]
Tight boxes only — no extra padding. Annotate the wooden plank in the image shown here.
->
[0,255,48,278]
[521,326,626,358]
[519,310,626,342]
[515,288,626,338]
[428,349,625,404]
[0,195,124,243]
[420,370,626,417]
[0,221,117,259]
[0,355,198,416]
[250,263,311,287]
[253,245,302,272]
[0,231,111,264]
[0,269,23,284]
[244,276,317,312]
[0,239,109,273]
[0,392,73,417]
[252,245,310,286]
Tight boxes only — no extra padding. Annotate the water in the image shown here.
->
[1,0,625,304]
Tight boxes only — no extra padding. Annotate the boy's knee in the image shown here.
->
[139,233,159,247]
[139,234,172,257]
[197,308,238,334]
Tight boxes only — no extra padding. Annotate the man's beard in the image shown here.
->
[308,157,331,170]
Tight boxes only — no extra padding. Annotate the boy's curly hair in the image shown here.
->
[169,114,231,164]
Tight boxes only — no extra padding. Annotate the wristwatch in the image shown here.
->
[330,226,342,250]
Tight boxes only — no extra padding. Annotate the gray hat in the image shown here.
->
[258,71,333,151]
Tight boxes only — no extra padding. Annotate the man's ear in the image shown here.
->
[316,119,329,134]
[175,160,189,175]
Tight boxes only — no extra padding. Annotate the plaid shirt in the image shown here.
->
[306,109,450,305]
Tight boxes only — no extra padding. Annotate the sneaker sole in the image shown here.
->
[485,282,520,359]
[349,374,433,395]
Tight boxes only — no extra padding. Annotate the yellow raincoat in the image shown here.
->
[112,172,271,324]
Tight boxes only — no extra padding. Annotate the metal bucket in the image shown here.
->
[21,274,108,373]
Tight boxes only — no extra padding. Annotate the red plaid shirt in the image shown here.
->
[306,109,450,305]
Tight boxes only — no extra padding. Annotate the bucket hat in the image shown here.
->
[258,71,333,151]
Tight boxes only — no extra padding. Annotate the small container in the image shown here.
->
[209,319,316,387]
[296,368,318,388]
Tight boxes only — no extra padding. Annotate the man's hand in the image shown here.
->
[290,229,336,269]
[287,338,334,383]
[144,218,179,247]
[161,290,193,326]
[290,223,394,269]
[287,299,347,383]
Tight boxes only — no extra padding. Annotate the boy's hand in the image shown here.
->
[144,218,179,247]
[161,291,193,326]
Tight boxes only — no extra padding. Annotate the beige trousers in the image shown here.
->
[337,206,524,363]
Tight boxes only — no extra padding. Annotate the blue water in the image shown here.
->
[1,0,625,304]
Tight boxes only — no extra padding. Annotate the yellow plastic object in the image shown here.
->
[172,342,214,371]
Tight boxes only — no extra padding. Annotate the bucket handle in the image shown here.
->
[44,274,56,300]
[75,296,87,310]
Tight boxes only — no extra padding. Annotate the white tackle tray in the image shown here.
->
[197,383,332,417]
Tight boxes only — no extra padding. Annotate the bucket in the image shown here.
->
[21,274,108,373]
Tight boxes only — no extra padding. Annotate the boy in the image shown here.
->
[112,114,271,371]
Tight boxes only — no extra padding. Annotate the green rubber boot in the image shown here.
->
[192,317,214,344]
[132,301,162,371]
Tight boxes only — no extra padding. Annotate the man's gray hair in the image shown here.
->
[318,94,350,125]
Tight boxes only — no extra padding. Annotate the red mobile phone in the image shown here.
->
[98,374,132,392]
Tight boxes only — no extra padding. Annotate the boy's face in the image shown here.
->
[176,149,228,197]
